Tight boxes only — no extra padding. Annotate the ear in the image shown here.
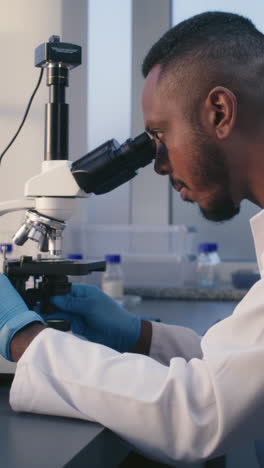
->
[203,87,237,140]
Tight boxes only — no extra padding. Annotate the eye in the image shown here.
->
[155,132,163,141]
[151,130,164,142]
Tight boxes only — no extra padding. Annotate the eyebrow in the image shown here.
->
[145,125,153,134]
[145,125,162,135]
[145,121,167,134]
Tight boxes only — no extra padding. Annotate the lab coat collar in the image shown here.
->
[250,209,264,277]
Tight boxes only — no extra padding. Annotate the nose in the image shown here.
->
[154,142,170,175]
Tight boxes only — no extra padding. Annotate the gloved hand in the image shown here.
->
[0,274,45,360]
[48,284,141,353]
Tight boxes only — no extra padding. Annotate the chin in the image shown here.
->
[199,200,240,222]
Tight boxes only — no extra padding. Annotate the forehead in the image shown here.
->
[142,64,180,128]
[142,65,164,117]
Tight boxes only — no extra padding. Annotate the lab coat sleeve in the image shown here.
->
[150,321,203,365]
[9,279,264,465]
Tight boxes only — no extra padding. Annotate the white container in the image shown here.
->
[65,224,194,288]
[78,224,188,257]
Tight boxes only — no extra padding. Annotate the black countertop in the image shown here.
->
[125,286,247,301]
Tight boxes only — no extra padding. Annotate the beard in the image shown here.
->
[182,195,240,222]
[189,137,240,222]
[199,196,240,222]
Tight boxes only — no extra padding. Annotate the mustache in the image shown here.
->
[169,177,189,190]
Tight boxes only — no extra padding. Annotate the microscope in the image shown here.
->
[1,36,156,320]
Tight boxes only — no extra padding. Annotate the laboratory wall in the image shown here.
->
[85,0,132,225]
[171,0,264,260]
[130,0,171,225]
[86,0,171,225]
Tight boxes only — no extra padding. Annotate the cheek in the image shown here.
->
[167,139,195,175]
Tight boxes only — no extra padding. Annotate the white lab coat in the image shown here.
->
[9,210,264,466]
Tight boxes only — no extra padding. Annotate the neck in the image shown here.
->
[243,137,264,208]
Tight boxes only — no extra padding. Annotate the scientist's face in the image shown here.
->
[142,64,240,222]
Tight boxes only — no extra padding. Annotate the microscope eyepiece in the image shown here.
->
[71,132,156,195]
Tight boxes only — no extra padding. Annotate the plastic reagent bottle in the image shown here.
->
[101,254,124,298]
[0,243,13,274]
[196,243,221,288]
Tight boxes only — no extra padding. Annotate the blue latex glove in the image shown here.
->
[48,284,141,352]
[0,274,45,360]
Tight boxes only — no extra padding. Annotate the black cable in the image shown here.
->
[0,68,44,165]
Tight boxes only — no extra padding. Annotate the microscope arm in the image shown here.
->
[0,159,84,221]
[0,162,90,257]
[0,199,35,216]
[24,160,90,222]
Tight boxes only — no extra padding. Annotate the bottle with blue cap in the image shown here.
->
[0,243,13,274]
[101,254,124,298]
[196,243,221,288]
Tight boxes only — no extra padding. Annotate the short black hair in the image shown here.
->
[142,11,264,78]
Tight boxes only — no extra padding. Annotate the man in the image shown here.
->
[1,11,264,466]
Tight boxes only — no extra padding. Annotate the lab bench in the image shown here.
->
[0,384,131,468]
[0,298,257,468]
